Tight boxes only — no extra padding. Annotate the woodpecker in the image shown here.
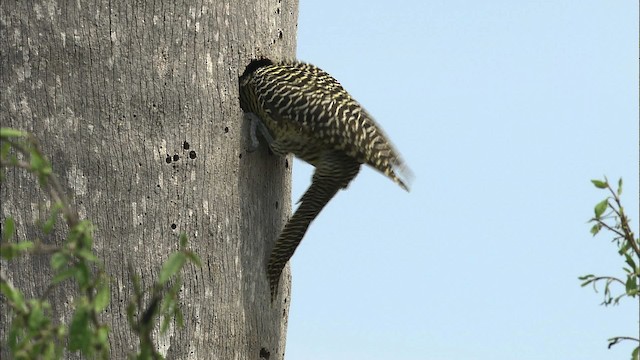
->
[239,59,412,300]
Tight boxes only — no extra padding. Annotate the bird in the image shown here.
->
[238,58,412,300]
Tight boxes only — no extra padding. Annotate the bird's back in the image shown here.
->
[239,60,411,191]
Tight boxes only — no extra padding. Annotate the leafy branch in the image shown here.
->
[1,127,109,358]
[1,128,201,359]
[579,177,639,359]
[127,233,201,360]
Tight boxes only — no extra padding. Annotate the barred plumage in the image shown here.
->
[239,59,412,300]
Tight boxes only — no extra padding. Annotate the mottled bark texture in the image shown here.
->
[0,1,297,358]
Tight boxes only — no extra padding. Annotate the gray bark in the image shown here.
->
[0,1,297,358]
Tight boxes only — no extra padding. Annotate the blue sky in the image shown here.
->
[285,1,639,359]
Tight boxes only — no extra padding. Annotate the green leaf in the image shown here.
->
[68,306,90,352]
[44,341,57,359]
[179,232,188,248]
[591,179,608,189]
[0,245,16,260]
[0,128,26,138]
[632,347,638,360]
[69,220,93,248]
[2,217,15,242]
[7,326,19,353]
[50,252,68,270]
[96,325,109,346]
[0,241,34,260]
[0,281,28,313]
[625,275,637,294]
[594,199,608,218]
[14,241,34,252]
[160,278,185,334]
[160,298,175,333]
[77,248,98,262]
[77,220,94,245]
[625,254,637,272]
[93,282,111,313]
[619,241,632,256]
[579,274,595,287]
[42,203,62,234]
[29,150,52,186]
[589,224,601,236]
[29,151,48,172]
[73,263,90,287]
[185,251,202,267]
[0,141,11,159]
[7,326,19,358]
[617,178,623,196]
[52,267,76,285]
[159,253,186,285]
[27,301,46,330]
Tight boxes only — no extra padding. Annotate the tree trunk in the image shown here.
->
[0,1,297,358]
